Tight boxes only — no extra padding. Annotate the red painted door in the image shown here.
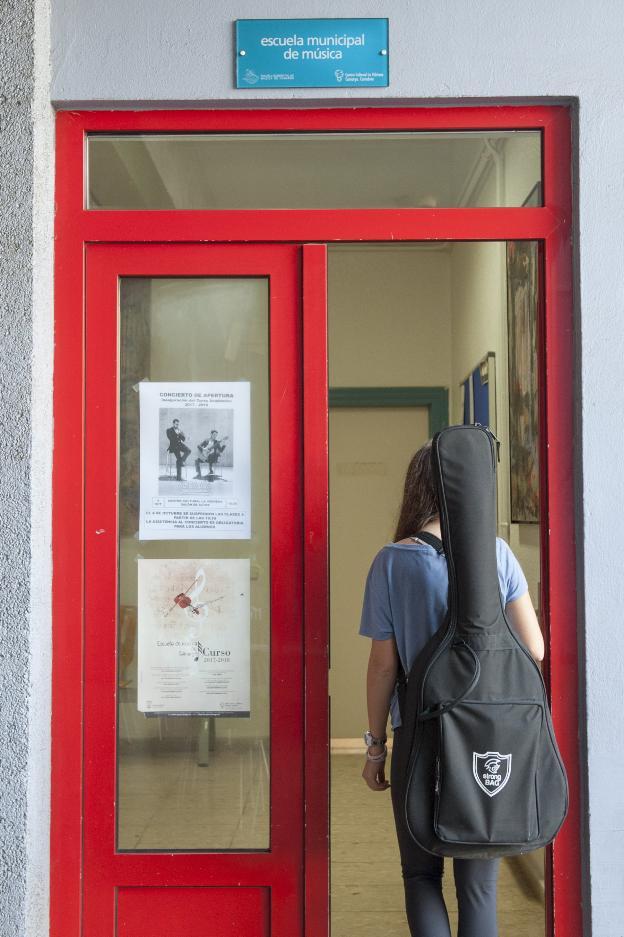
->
[80,242,323,936]
[53,106,579,937]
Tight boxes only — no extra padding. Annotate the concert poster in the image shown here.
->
[137,557,251,716]
[138,381,251,540]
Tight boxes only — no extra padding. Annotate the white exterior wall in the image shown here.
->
[0,1,53,936]
[15,1,621,934]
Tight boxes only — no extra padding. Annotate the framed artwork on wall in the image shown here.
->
[459,352,496,433]
[506,235,540,523]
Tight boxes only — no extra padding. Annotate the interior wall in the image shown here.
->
[328,245,451,738]
[450,240,541,610]
[328,245,452,386]
[450,139,543,608]
[329,406,430,738]
[448,242,498,535]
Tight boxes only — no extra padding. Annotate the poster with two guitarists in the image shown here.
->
[138,381,251,540]
[137,557,250,716]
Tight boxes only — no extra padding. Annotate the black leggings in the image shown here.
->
[391,728,500,937]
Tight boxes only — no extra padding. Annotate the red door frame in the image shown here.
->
[52,105,579,937]
[83,243,303,935]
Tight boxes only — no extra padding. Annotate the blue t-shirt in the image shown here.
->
[359,537,529,729]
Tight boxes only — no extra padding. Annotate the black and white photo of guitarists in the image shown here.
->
[139,381,250,541]
[157,406,233,495]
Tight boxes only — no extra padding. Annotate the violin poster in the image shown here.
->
[137,557,251,716]
[138,381,251,540]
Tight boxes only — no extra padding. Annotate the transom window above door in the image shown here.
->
[86,130,542,210]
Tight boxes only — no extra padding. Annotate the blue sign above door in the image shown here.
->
[235,18,389,89]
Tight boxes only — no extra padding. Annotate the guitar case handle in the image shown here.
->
[416,639,481,722]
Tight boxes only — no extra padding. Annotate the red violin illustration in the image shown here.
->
[165,577,203,616]
[164,574,225,617]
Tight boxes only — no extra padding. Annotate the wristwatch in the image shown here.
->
[363,730,387,748]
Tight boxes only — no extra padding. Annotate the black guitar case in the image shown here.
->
[398,423,568,857]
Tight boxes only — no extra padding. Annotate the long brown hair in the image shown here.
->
[393,439,439,542]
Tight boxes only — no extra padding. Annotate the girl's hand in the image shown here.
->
[362,756,390,791]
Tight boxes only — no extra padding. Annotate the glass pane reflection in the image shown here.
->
[88,131,542,210]
[117,277,270,851]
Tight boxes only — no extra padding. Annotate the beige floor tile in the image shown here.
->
[331,910,409,937]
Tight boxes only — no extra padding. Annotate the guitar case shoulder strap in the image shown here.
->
[398,423,568,858]
[411,530,444,553]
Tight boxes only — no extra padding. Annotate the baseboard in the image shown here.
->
[331,737,394,754]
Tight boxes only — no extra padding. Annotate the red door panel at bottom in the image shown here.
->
[117,886,270,937]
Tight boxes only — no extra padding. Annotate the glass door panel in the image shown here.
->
[83,244,303,937]
[118,277,270,851]
[327,241,545,936]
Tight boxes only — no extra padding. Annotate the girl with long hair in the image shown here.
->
[359,439,544,937]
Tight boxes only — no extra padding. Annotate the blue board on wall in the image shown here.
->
[472,366,489,426]
[235,18,389,89]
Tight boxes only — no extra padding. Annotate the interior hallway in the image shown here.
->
[331,753,544,936]
[328,238,545,934]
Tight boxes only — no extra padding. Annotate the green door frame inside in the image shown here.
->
[328,386,449,438]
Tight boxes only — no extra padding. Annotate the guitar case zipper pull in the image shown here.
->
[474,422,501,462]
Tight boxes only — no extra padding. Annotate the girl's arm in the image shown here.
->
[362,637,399,792]
[505,591,545,661]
